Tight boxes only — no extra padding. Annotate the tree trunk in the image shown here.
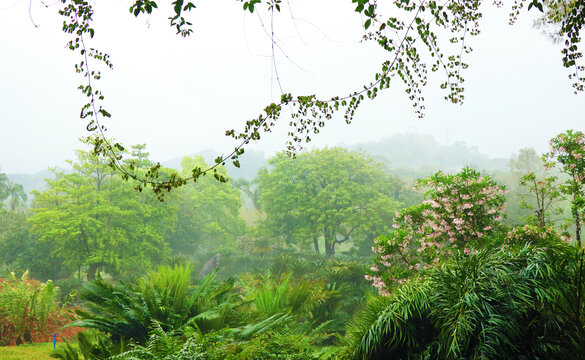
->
[536,209,545,228]
[576,210,581,247]
[87,263,101,281]
[573,185,582,247]
[324,236,335,257]
[313,237,320,254]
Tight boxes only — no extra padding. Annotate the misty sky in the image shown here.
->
[0,0,582,174]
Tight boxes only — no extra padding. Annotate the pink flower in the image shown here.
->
[453,218,464,226]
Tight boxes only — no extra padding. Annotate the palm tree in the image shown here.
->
[233,178,261,210]
[5,181,26,211]
[0,172,8,205]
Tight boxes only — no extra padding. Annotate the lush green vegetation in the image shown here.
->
[2,131,585,358]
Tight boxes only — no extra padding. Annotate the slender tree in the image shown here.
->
[5,181,27,211]
[0,172,8,204]
[545,130,585,246]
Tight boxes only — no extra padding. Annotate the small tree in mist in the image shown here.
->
[545,129,585,246]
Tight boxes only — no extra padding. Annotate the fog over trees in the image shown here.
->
[0,0,583,358]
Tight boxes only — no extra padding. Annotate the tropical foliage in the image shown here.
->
[2,131,585,359]
[27,147,178,281]
[0,271,77,346]
[346,238,585,359]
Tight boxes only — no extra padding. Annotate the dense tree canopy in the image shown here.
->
[257,148,403,256]
[28,148,177,281]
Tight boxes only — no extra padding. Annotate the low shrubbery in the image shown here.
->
[344,236,585,359]
[52,262,351,359]
[0,270,80,346]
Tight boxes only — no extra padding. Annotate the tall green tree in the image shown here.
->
[507,147,565,228]
[0,209,65,281]
[257,148,403,256]
[166,156,246,255]
[28,147,177,281]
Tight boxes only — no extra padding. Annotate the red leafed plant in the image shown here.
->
[0,270,81,346]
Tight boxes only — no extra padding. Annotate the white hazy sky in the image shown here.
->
[0,0,583,174]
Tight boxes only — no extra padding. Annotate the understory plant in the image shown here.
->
[0,270,77,346]
[346,236,585,359]
[59,264,242,358]
[110,327,340,360]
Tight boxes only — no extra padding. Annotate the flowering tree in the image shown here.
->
[545,130,585,246]
[366,167,507,295]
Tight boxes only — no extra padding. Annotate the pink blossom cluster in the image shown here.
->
[364,273,390,296]
[546,130,585,176]
[366,168,507,295]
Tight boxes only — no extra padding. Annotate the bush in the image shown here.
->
[0,270,78,346]
[345,239,585,359]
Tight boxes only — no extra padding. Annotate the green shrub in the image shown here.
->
[112,328,337,360]
[0,270,75,346]
[344,240,585,359]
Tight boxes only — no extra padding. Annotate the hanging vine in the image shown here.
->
[57,0,582,200]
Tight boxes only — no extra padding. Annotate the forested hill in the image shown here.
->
[347,134,509,172]
[164,134,509,181]
[5,170,53,198]
[6,134,509,195]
